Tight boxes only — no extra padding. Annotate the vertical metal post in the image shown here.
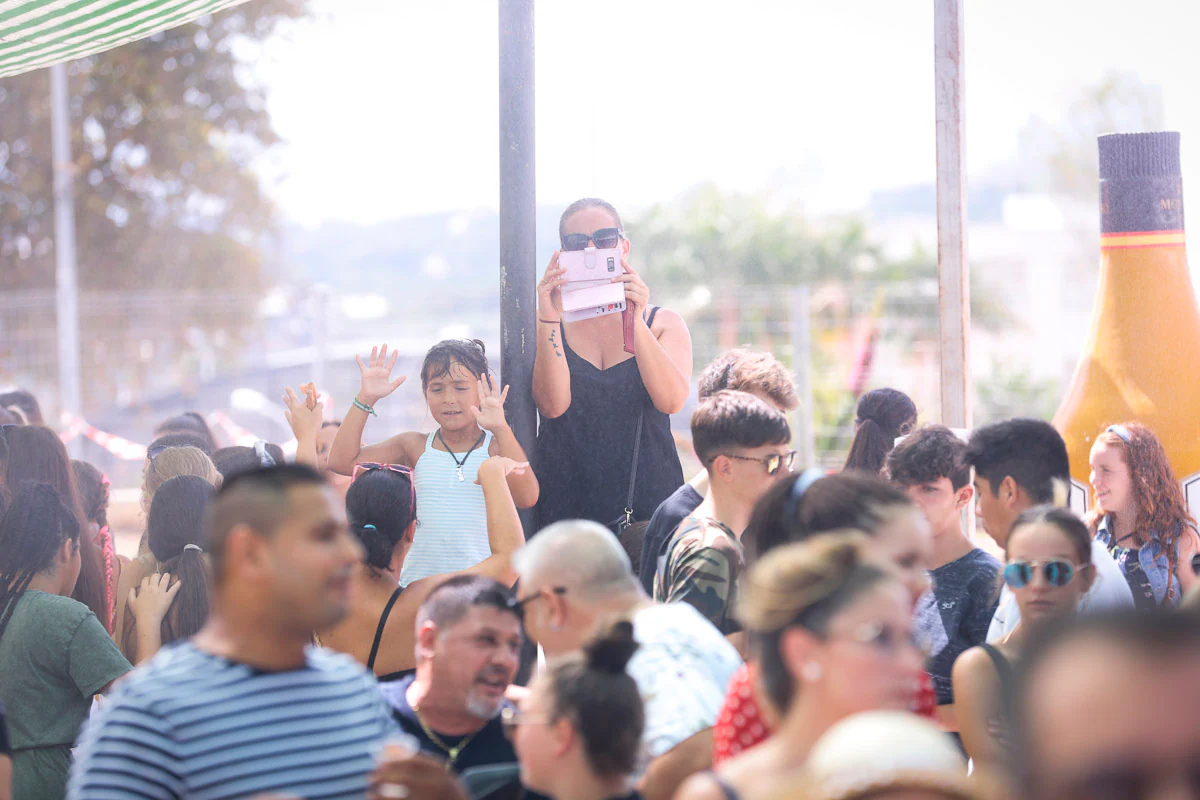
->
[499,0,537,528]
[789,286,817,468]
[934,0,971,429]
[311,284,331,398]
[51,62,83,446]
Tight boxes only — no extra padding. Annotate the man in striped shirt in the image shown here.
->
[68,465,400,800]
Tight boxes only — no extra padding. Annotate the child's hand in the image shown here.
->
[470,375,510,433]
[476,457,529,484]
[129,573,180,627]
[283,386,324,440]
[356,344,407,407]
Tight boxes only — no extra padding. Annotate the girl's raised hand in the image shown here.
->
[283,386,324,440]
[356,344,407,406]
[476,456,529,484]
[470,375,510,433]
[129,573,181,626]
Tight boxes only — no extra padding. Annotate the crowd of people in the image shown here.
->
[0,198,1198,800]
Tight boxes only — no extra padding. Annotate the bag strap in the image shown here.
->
[620,411,646,529]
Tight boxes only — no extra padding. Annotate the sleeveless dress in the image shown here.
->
[399,430,494,587]
[535,307,685,531]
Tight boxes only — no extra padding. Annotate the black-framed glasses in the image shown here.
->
[720,451,797,476]
[512,585,566,612]
[561,227,623,252]
[500,707,554,742]
[1004,559,1086,589]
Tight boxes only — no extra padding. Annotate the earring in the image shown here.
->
[801,662,823,682]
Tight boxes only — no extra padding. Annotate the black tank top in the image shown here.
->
[369,587,413,684]
[535,307,685,531]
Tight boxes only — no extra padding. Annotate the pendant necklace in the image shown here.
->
[437,429,488,481]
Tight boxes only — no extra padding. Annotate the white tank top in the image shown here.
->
[398,430,493,587]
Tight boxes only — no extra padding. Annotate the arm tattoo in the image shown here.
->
[549,328,563,358]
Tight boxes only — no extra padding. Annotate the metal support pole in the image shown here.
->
[934,0,971,428]
[311,284,331,398]
[499,0,537,530]
[51,62,83,447]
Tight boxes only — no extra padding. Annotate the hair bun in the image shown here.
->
[583,619,639,675]
[471,339,487,356]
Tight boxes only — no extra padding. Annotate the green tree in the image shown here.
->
[0,0,309,292]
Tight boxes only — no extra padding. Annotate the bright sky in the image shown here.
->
[254,0,1200,227]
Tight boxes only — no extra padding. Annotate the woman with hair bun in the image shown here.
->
[842,388,917,475]
[676,535,924,800]
[509,619,646,800]
[315,455,528,682]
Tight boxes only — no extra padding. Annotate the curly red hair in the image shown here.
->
[1087,422,1195,602]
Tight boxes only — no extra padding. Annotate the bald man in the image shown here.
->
[513,521,742,800]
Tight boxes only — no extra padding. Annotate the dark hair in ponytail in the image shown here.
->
[543,619,644,778]
[0,482,81,643]
[4,425,107,628]
[843,388,917,475]
[345,469,416,571]
[127,475,215,654]
[420,339,491,390]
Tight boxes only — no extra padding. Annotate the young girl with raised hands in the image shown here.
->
[328,339,539,586]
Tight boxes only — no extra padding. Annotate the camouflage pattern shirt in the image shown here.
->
[653,515,744,635]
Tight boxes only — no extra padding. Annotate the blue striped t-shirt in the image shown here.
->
[67,642,397,800]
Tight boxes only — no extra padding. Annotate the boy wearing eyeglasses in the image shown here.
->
[652,391,793,634]
[886,425,1000,732]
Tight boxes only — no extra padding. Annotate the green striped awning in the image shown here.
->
[0,0,251,78]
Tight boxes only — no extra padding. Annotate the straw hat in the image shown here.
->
[769,711,986,800]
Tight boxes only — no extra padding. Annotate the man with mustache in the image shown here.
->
[69,465,403,800]
[381,575,538,794]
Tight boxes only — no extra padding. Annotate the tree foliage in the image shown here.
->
[0,0,310,292]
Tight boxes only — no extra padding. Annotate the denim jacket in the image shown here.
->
[1096,515,1183,607]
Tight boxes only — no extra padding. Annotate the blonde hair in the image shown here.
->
[142,446,221,515]
[737,533,889,713]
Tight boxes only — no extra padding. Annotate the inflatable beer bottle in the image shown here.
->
[1054,131,1200,509]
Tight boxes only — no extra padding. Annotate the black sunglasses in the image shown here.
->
[561,228,623,252]
[720,451,797,476]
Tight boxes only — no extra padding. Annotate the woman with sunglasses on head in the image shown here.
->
[533,198,692,533]
[1088,422,1200,608]
[711,470,936,767]
[508,619,645,800]
[315,455,528,682]
[953,506,1095,773]
[676,535,925,800]
[329,339,539,587]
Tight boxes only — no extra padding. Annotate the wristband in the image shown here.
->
[352,398,377,417]
[539,318,561,325]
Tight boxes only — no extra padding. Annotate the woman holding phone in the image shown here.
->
[533,198,692,533]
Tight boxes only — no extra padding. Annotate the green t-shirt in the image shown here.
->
[0,590,132,800]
